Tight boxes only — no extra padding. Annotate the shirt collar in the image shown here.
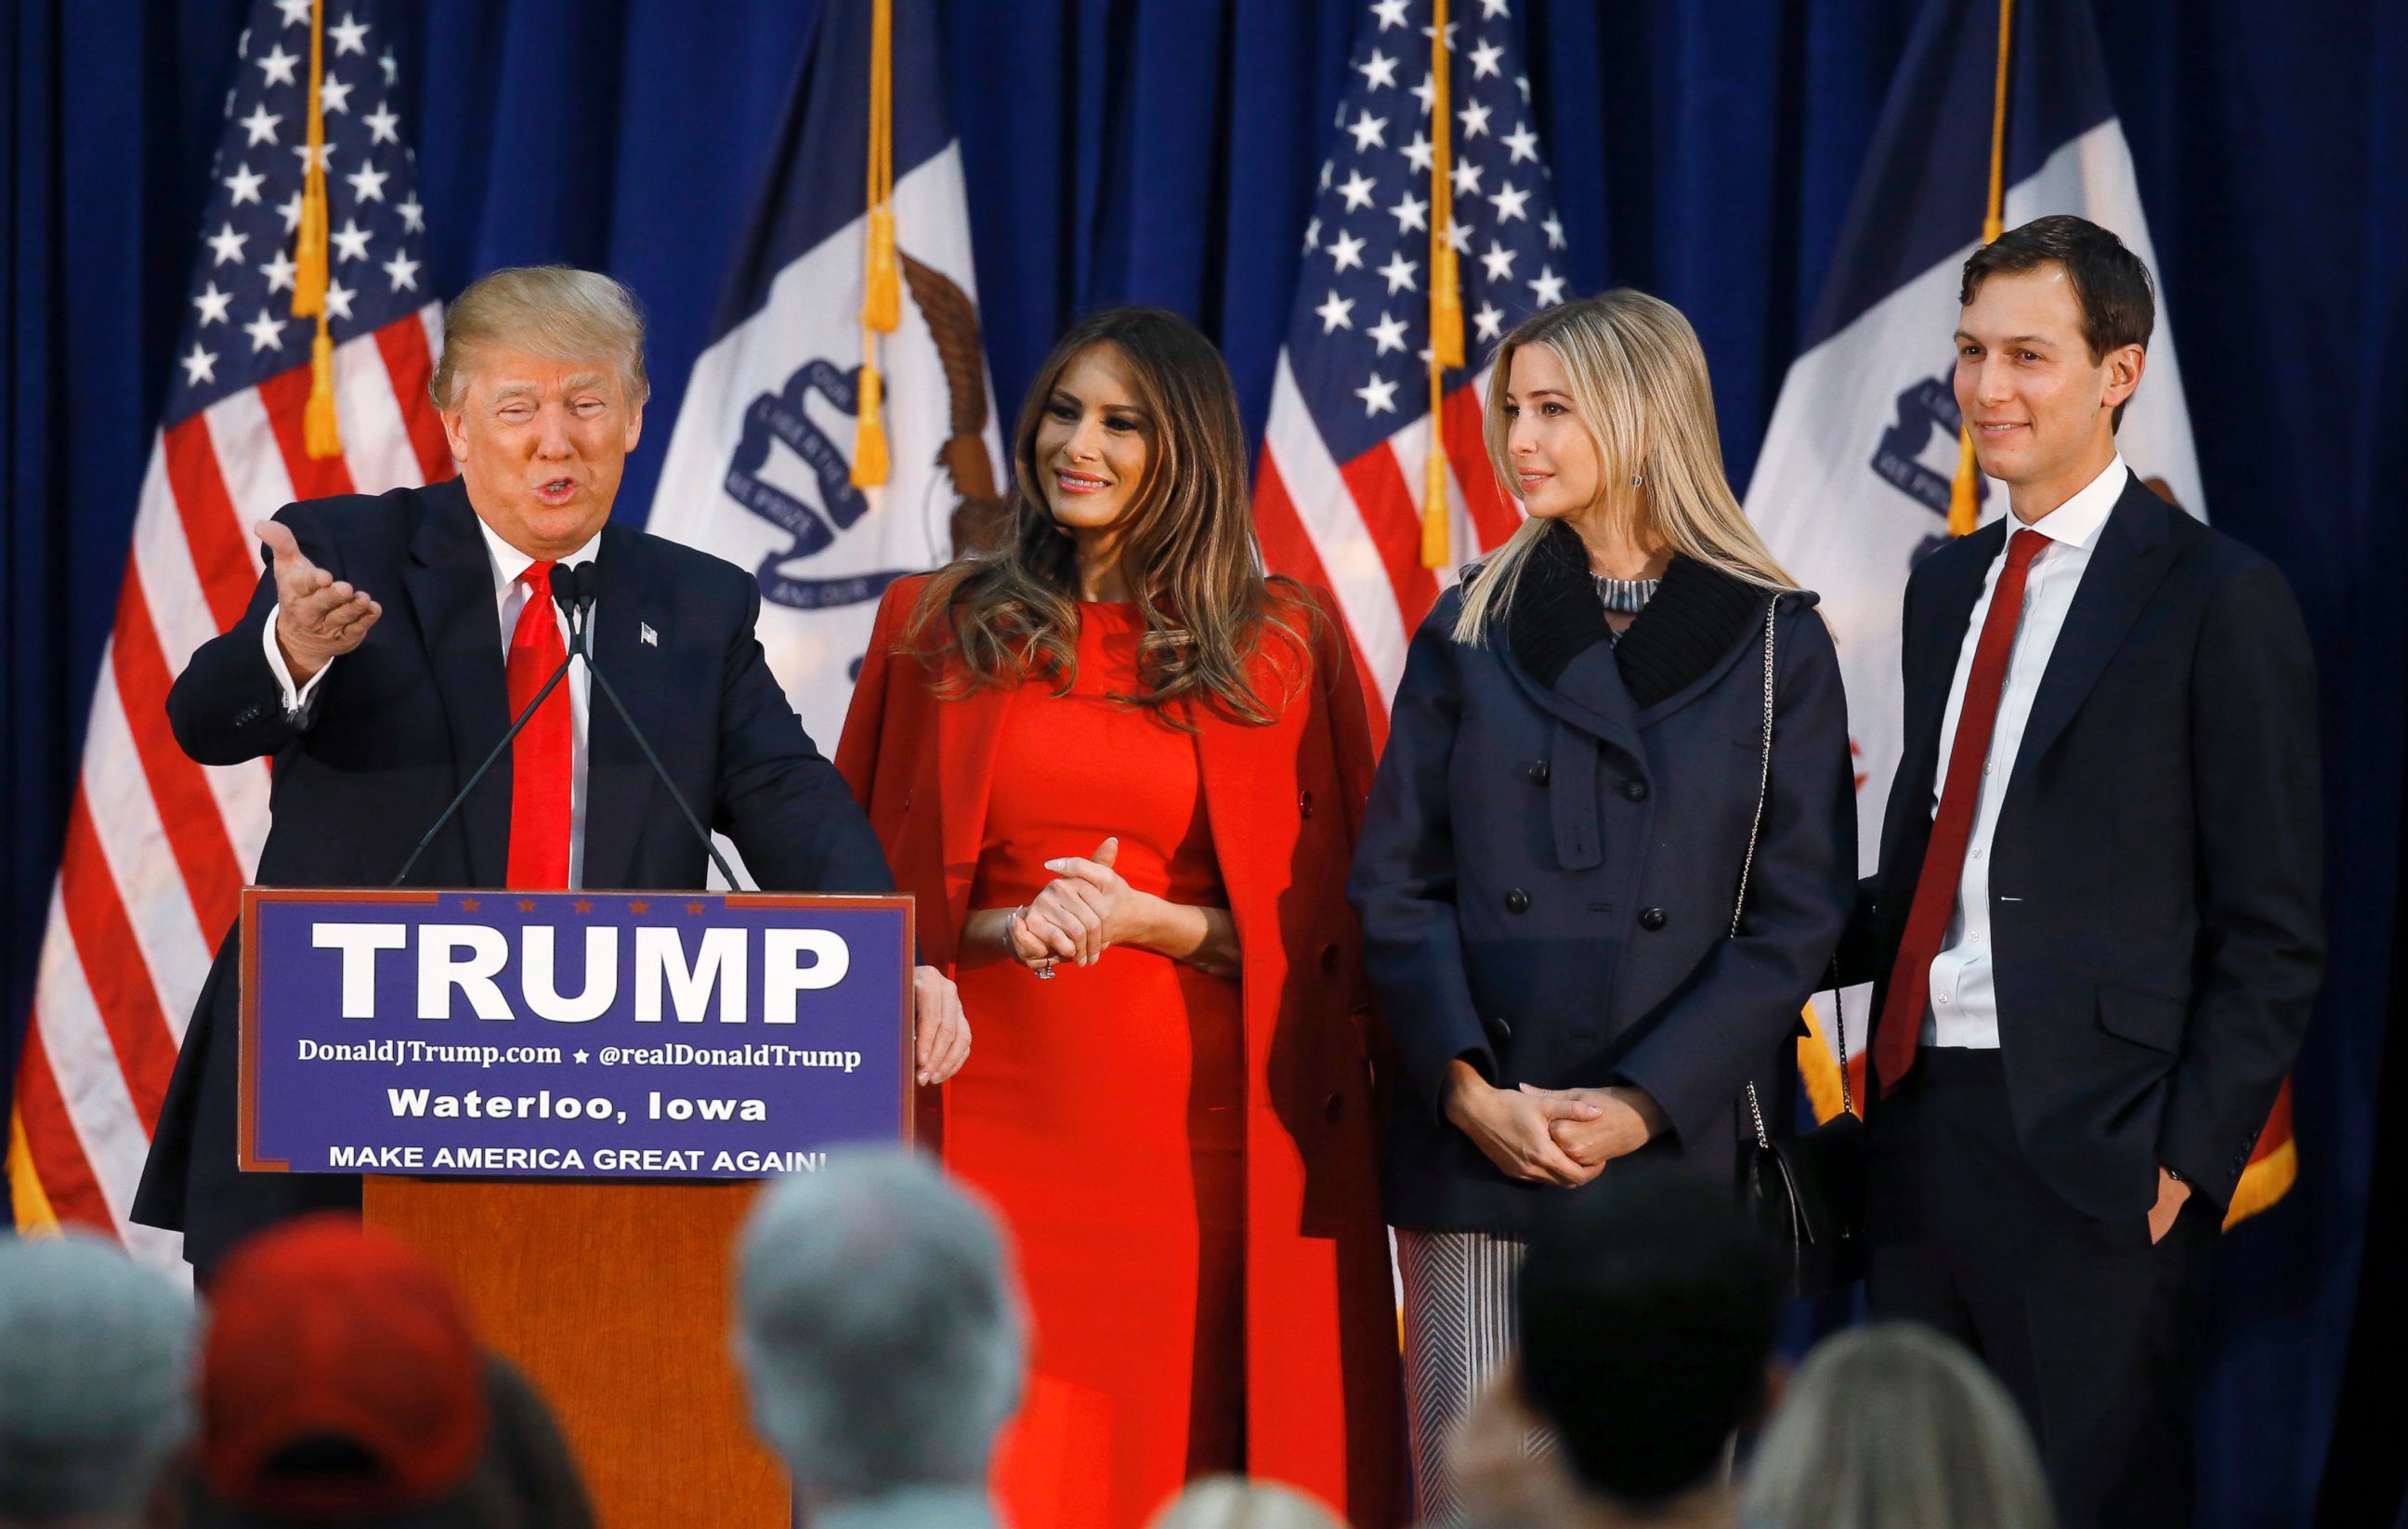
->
[2013,454,2127,552]
[473,512,602,596]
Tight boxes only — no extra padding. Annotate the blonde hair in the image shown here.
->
[430,265,650,411]
[1145,1477,1346,1529]
[1740,1324,2055,1529]
[1453,288,1793,645]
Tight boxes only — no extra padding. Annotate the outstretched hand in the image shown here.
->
[259,518,380,685]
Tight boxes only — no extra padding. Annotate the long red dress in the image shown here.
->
[956,601,1246,1526]
[836,574,1406,1529]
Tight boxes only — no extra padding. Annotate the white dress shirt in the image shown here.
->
[264,517,600,887]
[1922,455,2127,1048]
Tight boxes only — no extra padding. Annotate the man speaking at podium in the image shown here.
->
[132,266,970,1274]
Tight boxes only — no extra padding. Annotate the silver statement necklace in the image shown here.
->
[1594,574,1661,616]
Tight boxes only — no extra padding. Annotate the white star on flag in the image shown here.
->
[241,104,281,146]
[381,251,420,291]
[1469,40,1504,78]
[1371,0,1410,28]
[223,163,266,205]
[328,12,371,54]
[260,250,297,293]
[1486,181,1529,222]
[1354,50,1399,89]
[319,75,354,113]
[345,162,388,203]
[1339,168,1378,210]
[1377,250,1419,294]
[179,344,218,385]
[1388,189,1428,233]
[1526,265,1565,307]
[363,102,400,144]
[1326,229,1367,271]
[1315,291,1356,333]
[331,217,373,262]
[1459,98,1492,137]
[205,223,248,266]
[1347,110,1389,152]
[256,45,299,86]
[242,307,287,353]
[1368,311,1411,354]
[191,281,232,326]
[1480,240,1517,281]
[1354,373,1400,416]
[1501,124,1539,163]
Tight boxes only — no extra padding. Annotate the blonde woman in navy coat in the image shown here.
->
[1348,290,1857,1520]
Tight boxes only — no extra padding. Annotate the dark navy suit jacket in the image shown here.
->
[132,477,895,1269]
[1351,562,1857,1235]
[1862,477,2323,1218]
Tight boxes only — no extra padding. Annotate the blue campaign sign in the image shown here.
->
[238,889,914,1179]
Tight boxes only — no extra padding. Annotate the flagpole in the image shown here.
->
[853,0,897,489]
[1421,0,1463,569]
[1947,0,2016,537]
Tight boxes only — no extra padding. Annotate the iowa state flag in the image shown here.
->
[648,0,1002,755]
[1747,0,2293,1224]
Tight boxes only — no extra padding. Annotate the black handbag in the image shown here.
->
[1729,601,1866,1299]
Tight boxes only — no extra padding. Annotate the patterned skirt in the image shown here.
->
[1394,1229,1555,1522]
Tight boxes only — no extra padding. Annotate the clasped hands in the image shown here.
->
[1442,1057,1669,1186]
[996,837,1240,980]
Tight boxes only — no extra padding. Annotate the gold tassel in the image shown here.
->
[1431,245,1464,371]
[305,323,341,458]
[851,361,891,488]
[863,208,901,333]
[293,186,328,317]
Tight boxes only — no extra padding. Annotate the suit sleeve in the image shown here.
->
[712,576,897,895]
[1610,606,1859,1149]
[165,504,332,765]
[1346,600,1495,1117]
[2159,555,2324,1208]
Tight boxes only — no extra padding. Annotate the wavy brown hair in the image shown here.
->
[905,307,1302,725]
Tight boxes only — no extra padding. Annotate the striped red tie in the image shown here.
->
[1874,528,2048,1095]
[504,562,573,889]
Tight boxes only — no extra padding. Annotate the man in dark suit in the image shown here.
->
[133,266,970,1274]
[1860,216,2323,1529]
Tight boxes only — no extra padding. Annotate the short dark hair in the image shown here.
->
[1960,215,2154,429]
[1516,1171,1781,1506]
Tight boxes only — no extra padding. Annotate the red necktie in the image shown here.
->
[1874,528,2048,1095]
[505,562,573,889]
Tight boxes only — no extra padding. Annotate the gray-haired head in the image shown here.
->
[1739,1322,2053,1529]
[734,1151,1026,1502]
[429,265,649,412]
[0,1235,196,1527]
[1148,1476,1347,1529]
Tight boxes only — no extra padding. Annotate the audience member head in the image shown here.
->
[1740,1323,2051,1529]
[195,1215,491,1522]
[1514,1170,1781,1517]
[0,1235,194,1529]
[1146,1476,1345,1529]
[736,1151,1026,1507]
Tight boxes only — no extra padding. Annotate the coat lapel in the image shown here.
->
[579,526,671,891]
[399,479,510,887]
[1901,522,2004,790]
[1498,641,1644,765]
[2006,480,2178,804]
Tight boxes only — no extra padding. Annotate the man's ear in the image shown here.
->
[438,406,469,464]
[2101,342,2147,413]
[622,399,646,455]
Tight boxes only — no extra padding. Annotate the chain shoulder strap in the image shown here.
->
[1733,603,1857,1151]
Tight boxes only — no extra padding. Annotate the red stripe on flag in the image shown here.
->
[1255,454,1391,751]
[257,366,360,502]
[111,568,246,940]
[1444,385,1520,551]
[374,318,456,484]
[163,415,263,634]
[1337,446,1440,635]
[13,1025,120,1237]
[56,795,176,1132]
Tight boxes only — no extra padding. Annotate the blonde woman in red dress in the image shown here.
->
[835,307,1405,1529]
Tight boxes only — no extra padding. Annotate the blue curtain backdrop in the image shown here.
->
[5,2,2401,1522]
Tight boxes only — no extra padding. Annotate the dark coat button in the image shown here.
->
[1485,1014,1513,1042]
[1639,907,1668,931]
[1298,789,1315,817]
[1525,761,1550,784]
[1505,889,1531,914]
[1319,941,1341,973]
[1621,778,1648,801]
[1324,1091,1345,1123]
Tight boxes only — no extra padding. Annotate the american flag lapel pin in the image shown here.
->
[639,621,658,647]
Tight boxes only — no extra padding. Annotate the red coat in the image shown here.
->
[835,575,1406,1525]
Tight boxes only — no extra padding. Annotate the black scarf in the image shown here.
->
[1506,519,1766,709]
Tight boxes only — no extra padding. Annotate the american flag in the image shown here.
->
[7,0,449,1263]
[1253,0,1567,738]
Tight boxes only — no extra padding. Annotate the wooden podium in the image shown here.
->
[365,1175,789,1529]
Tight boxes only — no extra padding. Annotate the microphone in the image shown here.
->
[389,568,583,888]
[573,564,747,891]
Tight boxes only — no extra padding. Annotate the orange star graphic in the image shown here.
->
[628,900,649,914]
[459,897,481,911]
[571,898,595,915]
[686,900,707,915]
[517,898,537,912]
